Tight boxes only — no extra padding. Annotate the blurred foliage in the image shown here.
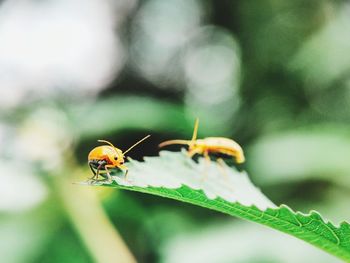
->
[1,0,350,262]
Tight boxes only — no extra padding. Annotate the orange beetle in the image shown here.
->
[159,119,245,164]
[88,135,150,182]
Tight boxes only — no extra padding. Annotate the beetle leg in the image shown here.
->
[88,162,97,181]
[89,162,103,181]
[216,158,229,180]
[188,149,198,158]
[188,147,202,158]
[203,151,210,161]
[95,162,106,181]
[118,164,129,181]
[104,164,114,183]
[122,167,129,179]
[217,158,235,192]
[201,151,211,181]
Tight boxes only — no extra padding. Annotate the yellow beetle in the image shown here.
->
[88,135,150,182]
[159,119,245,164]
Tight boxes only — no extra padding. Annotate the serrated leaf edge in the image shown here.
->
[96,181,350,261]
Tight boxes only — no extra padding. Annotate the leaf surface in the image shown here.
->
[86,151,350,262]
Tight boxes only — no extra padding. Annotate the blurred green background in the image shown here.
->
[1,0,350,262]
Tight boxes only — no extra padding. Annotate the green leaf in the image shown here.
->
[85,151,350,262]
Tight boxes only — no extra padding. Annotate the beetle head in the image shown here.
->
[113,149,124,163]
[98,140,124,163]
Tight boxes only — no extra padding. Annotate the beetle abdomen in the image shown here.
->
[88,146,115,162]
[199,137,245,163]
[88,159,107,169]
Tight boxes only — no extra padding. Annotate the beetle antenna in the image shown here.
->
[159,140,191,148]
[123,135,151,154]
[190,118,199,143]
[98,140,116,148]
[98,139,123,159]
